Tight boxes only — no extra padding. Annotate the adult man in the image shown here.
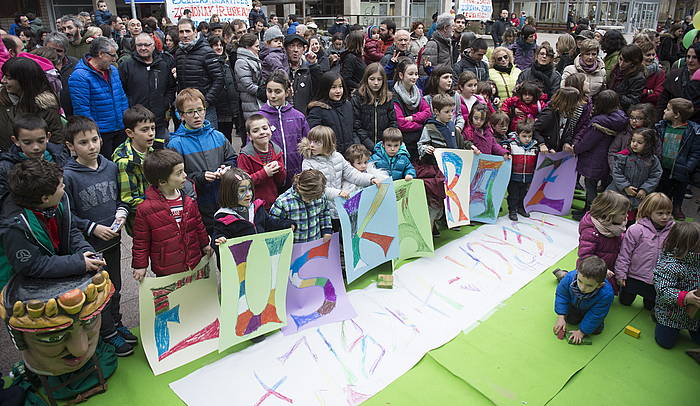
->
[286,14,299,35]
[451,14,466,63]
[210,22,223,38]
[252,18,266,42]
[118,18,142,58]
[453,38,490,80]
[68,37,129,157]
[328,16,349,38]
[109,15,124,44]
[44,31,79,114]
[492,10,510,47]
[379,19,396,54]
[60,15,90,59]
[174,18,224,128]
[119,32,176,145]
[420,13,453,75]
[380,29,415,66]
[285,34,322,115]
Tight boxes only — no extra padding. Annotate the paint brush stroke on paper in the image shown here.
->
[139,257,220,375]
[335,179,400,283]
[282,234,356,335]
[524,151,578,215]
[394,179,434,263]
[218,228,294,352]
[435,148,474,228]
[469,154,512,224]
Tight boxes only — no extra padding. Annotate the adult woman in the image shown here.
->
[234,33,263,120]
[517,42,561,98]
[639,40,665,105]
[658,23,684,71]
[309,35,330,72]
[209,36,238,141]
[164,27,178,55]
[561,39,606,97]
[409,21,428,56]
[0,57,64,150]
[509,25,537,70]
[555,34,576,74]
[600,30,627,80]
[340,30,366,92]
[606,44,645,110]
[210,14,221,24]
[502,27,517,48]
[660,43,700,121]
[489,47,521,101]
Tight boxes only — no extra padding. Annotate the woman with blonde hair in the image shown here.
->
[489,46,521,101]
[561,39,606,97]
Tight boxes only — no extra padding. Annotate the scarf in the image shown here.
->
[393,81,421,109]
[578,56,599,74]
[531,62,554,89]
[494,63,513,73]
[178,36,197,52]
[609,65,625,88]
[645,60,661,77]
[570,276,600,303]
[591,215,626,238]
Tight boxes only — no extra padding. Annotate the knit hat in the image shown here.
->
[264,25,284,42]
[367,25,378,39]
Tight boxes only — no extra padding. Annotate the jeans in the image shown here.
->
[507,181,529,212]
[100,130,126,160]
[99,244,122,337]
[659,169,687,209]
[583,177,599,211]
[619,277,656,310]
[655,323,700,349]
[565,304,604,334]
[205,105,218,130]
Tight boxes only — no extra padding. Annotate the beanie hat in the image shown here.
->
[264,25,284,42]
[367,25,378,40]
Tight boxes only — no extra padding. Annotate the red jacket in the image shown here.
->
[500,94,547,132]
[363,38,384,64]
[132,186,210,276]
[641,69,665,105]
[237,141,286,209]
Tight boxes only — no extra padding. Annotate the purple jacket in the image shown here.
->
[259,102,309,186]
[463,125,508,156]
[574,109,627,180]
[260,46,290,83]
[577,212,624,272]
[509,40,536,70]
[615,217,674,285]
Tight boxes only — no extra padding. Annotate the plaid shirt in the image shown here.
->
[112,139,152,233]
[269,188,332,243]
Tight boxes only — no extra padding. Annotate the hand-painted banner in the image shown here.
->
[282,234,356,335]
[335,179,400,283]
[219,228,294,351]
[458,0,494,20]
[139,257,220,375]
[394,179,434,262]
[524,151,578,215]
[469,154,512,224]
[435,148,474,228]
[166,0,251,27]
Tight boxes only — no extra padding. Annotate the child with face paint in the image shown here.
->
[212,168,294,246]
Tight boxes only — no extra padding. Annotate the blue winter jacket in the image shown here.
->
[68,58,129,133]
[371,142,417,180]
[554,270,614,334]
[654,120,700,183]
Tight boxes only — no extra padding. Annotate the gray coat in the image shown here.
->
[608,150,662,208]
[234,47,263,119]
[420,31,453,75]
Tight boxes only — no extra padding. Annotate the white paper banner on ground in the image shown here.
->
[170,213,579,405]
[458,0,494,21]
[166,0,251,26]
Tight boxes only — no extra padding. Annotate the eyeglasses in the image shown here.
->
[104,51,117,59]
[182,108,206,117]
[496,55,508,61]
[136,43,154,47]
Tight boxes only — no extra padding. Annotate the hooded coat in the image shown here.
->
[260,45,289,83]
[307,99,355,154]
[509,39,536,70]
[453,51,490,81]
[608,149,662,208]
[258,102,309,186]
[654,120,700,183]
[370,142,416,180]
[574,109,628,180]
[420,31,453,75]
[340,50,366,92]
[577,212,624,273]
[234,47,263,119]
[615,217,674,285]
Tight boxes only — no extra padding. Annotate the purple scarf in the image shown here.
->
[578,56,599,74]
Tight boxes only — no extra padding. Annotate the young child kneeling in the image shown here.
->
[553,256,614,344]
[370,128,416,181]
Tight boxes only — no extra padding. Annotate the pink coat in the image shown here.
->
[614,217,674,284]
[463,125,508,156]
[577,212,624,273]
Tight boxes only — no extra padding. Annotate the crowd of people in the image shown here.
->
[0,4,699,401]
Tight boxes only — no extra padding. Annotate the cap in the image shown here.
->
[307,22,318,30]
[263,25,284,42]
[284,33,308,46]
[575,30,595,40]
[209,22,222,30]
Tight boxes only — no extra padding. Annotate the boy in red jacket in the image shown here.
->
[237,114,286,209]
[131,149,212,280]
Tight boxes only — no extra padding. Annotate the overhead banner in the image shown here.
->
[458,0,494,21]
[166,0,251,26]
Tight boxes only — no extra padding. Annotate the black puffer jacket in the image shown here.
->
[174,35,224,106]
[453,52,490,81]
[340,50,366,92]
[215,54,239,122]
[290,62,323,115]
[607,66,645,110]
[351,92,397,150]
[307,99,356,154]
[517,63,562,99]
[118,51,176,127]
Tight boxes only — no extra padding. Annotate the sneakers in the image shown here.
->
[432,224,440,237]
[517,207,530,218]
[672,207,686,221]
[250,335,266,343]
[508,211,518,221]
[104,334,134,357]
[117,325,138,344]
[552,268,568,282]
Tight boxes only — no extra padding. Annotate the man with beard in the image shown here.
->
[379,19,396,54]
[44,31,79,115]
[60,15,90,59]
[451,14,466,63]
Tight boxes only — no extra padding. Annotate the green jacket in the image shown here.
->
[112,139,152,235]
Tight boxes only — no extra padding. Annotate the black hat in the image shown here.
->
[284,34,308,46]
[210,22,223,30]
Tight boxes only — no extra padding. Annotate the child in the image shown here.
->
[608,128,662,210]
[608,103,657,170]
[562,73,594,146]
[132,149,212,280]
[94,0,113,26]
[655,98,700,221]
[463,103,511,158]
[113,105,156,234]
[343,144,388,194]
[500,81,546,132]
[258,71,309,188]
[299,126,378,222]
[352,63,398,151]
[364,26,384,64]
[534,87,589,153]
[489,110,511,143]
[573,90,628,216]
[269,169,333,243]
[260,25,289,83]
[63,116,135,356]
[393,58,432,161]
[0,114,68,203]
[456,71,485,118]
[237,114,286,209]
[248,1,266,35]
[168,88,238,233]
[0,159,104,289]
[553,255,614,344]
[370,128,416,181]
[504,118,538,221]
[616,192,674,311]
[476,81,498,111]
[213,168,293,243]
[653,222,700,349]
[307,72,355,154]
[424,66,465,136]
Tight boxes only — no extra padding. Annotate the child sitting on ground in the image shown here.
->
[370,128,416,181]
[342,144,388,194]
[269,169,333,243]
[553,255,614,344]
[131,149,213,280]
[504,118,538,221]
